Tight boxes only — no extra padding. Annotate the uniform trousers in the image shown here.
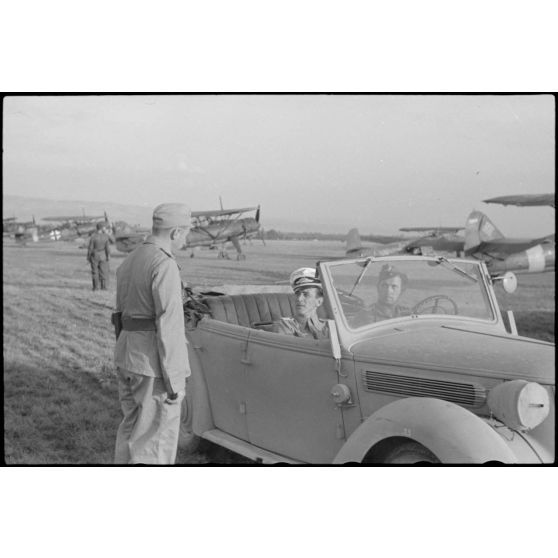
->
[114,368,184,464]
[90,259,109,290]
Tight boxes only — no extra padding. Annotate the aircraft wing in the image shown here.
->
[42,215,106,222]
[191,207,259,219]
[399,226,464,233]
[483,193,555,208]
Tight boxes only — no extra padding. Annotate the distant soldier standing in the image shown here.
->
[87,222,111,290]
[113,203,191,464]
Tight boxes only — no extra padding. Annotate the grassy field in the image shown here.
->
[3,238,555,464]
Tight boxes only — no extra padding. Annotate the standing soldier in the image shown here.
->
[113,203,191,464]
[87,222,111,290]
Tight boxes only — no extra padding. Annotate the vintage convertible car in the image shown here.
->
[181,255,555,464]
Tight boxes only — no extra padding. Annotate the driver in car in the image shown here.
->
[273,267,330,339]
[352,264,410,326]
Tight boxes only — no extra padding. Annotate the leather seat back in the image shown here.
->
[202,293,327,327]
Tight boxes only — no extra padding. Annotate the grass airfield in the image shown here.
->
[3,238,555,464]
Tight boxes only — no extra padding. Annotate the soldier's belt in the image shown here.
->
[121,317,157,332]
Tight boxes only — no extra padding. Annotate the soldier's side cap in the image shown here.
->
[378,264,408,286]
[290,267,322,292]
[152,203,191,228]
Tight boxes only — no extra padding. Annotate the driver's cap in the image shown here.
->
[378,264,408,288]
[290,267,321,292]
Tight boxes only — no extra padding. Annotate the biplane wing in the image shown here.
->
[483,193,555,208]
[399,226,464,233]
[191,207,259,219]
[42,215,107,223]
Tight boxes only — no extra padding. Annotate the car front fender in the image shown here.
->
[333,397,534,464]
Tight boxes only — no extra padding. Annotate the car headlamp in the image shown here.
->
[487,380,550,431]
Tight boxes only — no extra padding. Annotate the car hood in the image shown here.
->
[351,324,555,384]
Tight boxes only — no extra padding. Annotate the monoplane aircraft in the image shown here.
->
[346,226,464,257]
[398,226,465,256]
[345,228,411,257]
[464,210,555,275]
[114,206,264,260]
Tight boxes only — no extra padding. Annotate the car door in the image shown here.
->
[194,320,250,441]
[243,329,346,463]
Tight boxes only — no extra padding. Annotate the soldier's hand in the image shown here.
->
[164,390,185,405]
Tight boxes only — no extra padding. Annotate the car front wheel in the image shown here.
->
[382,441,440,464]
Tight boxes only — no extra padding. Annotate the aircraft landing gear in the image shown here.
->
[236,253,246,261]
[218,249,230,259]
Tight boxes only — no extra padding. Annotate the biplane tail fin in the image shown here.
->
[464,210,505,252]
[346,228,364,256]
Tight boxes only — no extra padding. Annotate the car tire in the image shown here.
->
[178,428,202,454]
[382,441,440,464]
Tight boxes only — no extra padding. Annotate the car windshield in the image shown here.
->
[326,258,494,329]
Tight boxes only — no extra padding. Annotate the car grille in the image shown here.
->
[362,370,487,407]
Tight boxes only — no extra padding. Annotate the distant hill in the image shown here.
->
[3,195,153,227]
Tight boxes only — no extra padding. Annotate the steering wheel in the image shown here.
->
[411,294,458,315]
[336,289,365,316]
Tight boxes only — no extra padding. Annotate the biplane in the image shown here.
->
[114,205,264,260]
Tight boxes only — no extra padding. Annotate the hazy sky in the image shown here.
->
[3,94,555,236]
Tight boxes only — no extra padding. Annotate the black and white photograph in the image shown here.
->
[3,94,554,466]
[2,2,557,556]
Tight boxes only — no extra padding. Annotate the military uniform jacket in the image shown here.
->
[114,235,190,393]
[273,314,329,339]
[87,232,111,261]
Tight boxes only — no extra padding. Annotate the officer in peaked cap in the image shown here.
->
[87,221,111,290]
[351,264,410,327]
[113,203,191,464]
[272,267,329,339]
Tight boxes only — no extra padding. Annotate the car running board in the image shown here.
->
[201,429,304,464]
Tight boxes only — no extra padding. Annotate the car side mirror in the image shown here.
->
[493,271,518,294]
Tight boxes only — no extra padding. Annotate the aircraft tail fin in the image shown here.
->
[464,210,505,252]
[346,228,363,255]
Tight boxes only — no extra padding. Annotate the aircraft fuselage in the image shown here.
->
[469,240,555,275]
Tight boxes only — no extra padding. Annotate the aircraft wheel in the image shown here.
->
[237,254,246,261]
[382,441,440,464]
